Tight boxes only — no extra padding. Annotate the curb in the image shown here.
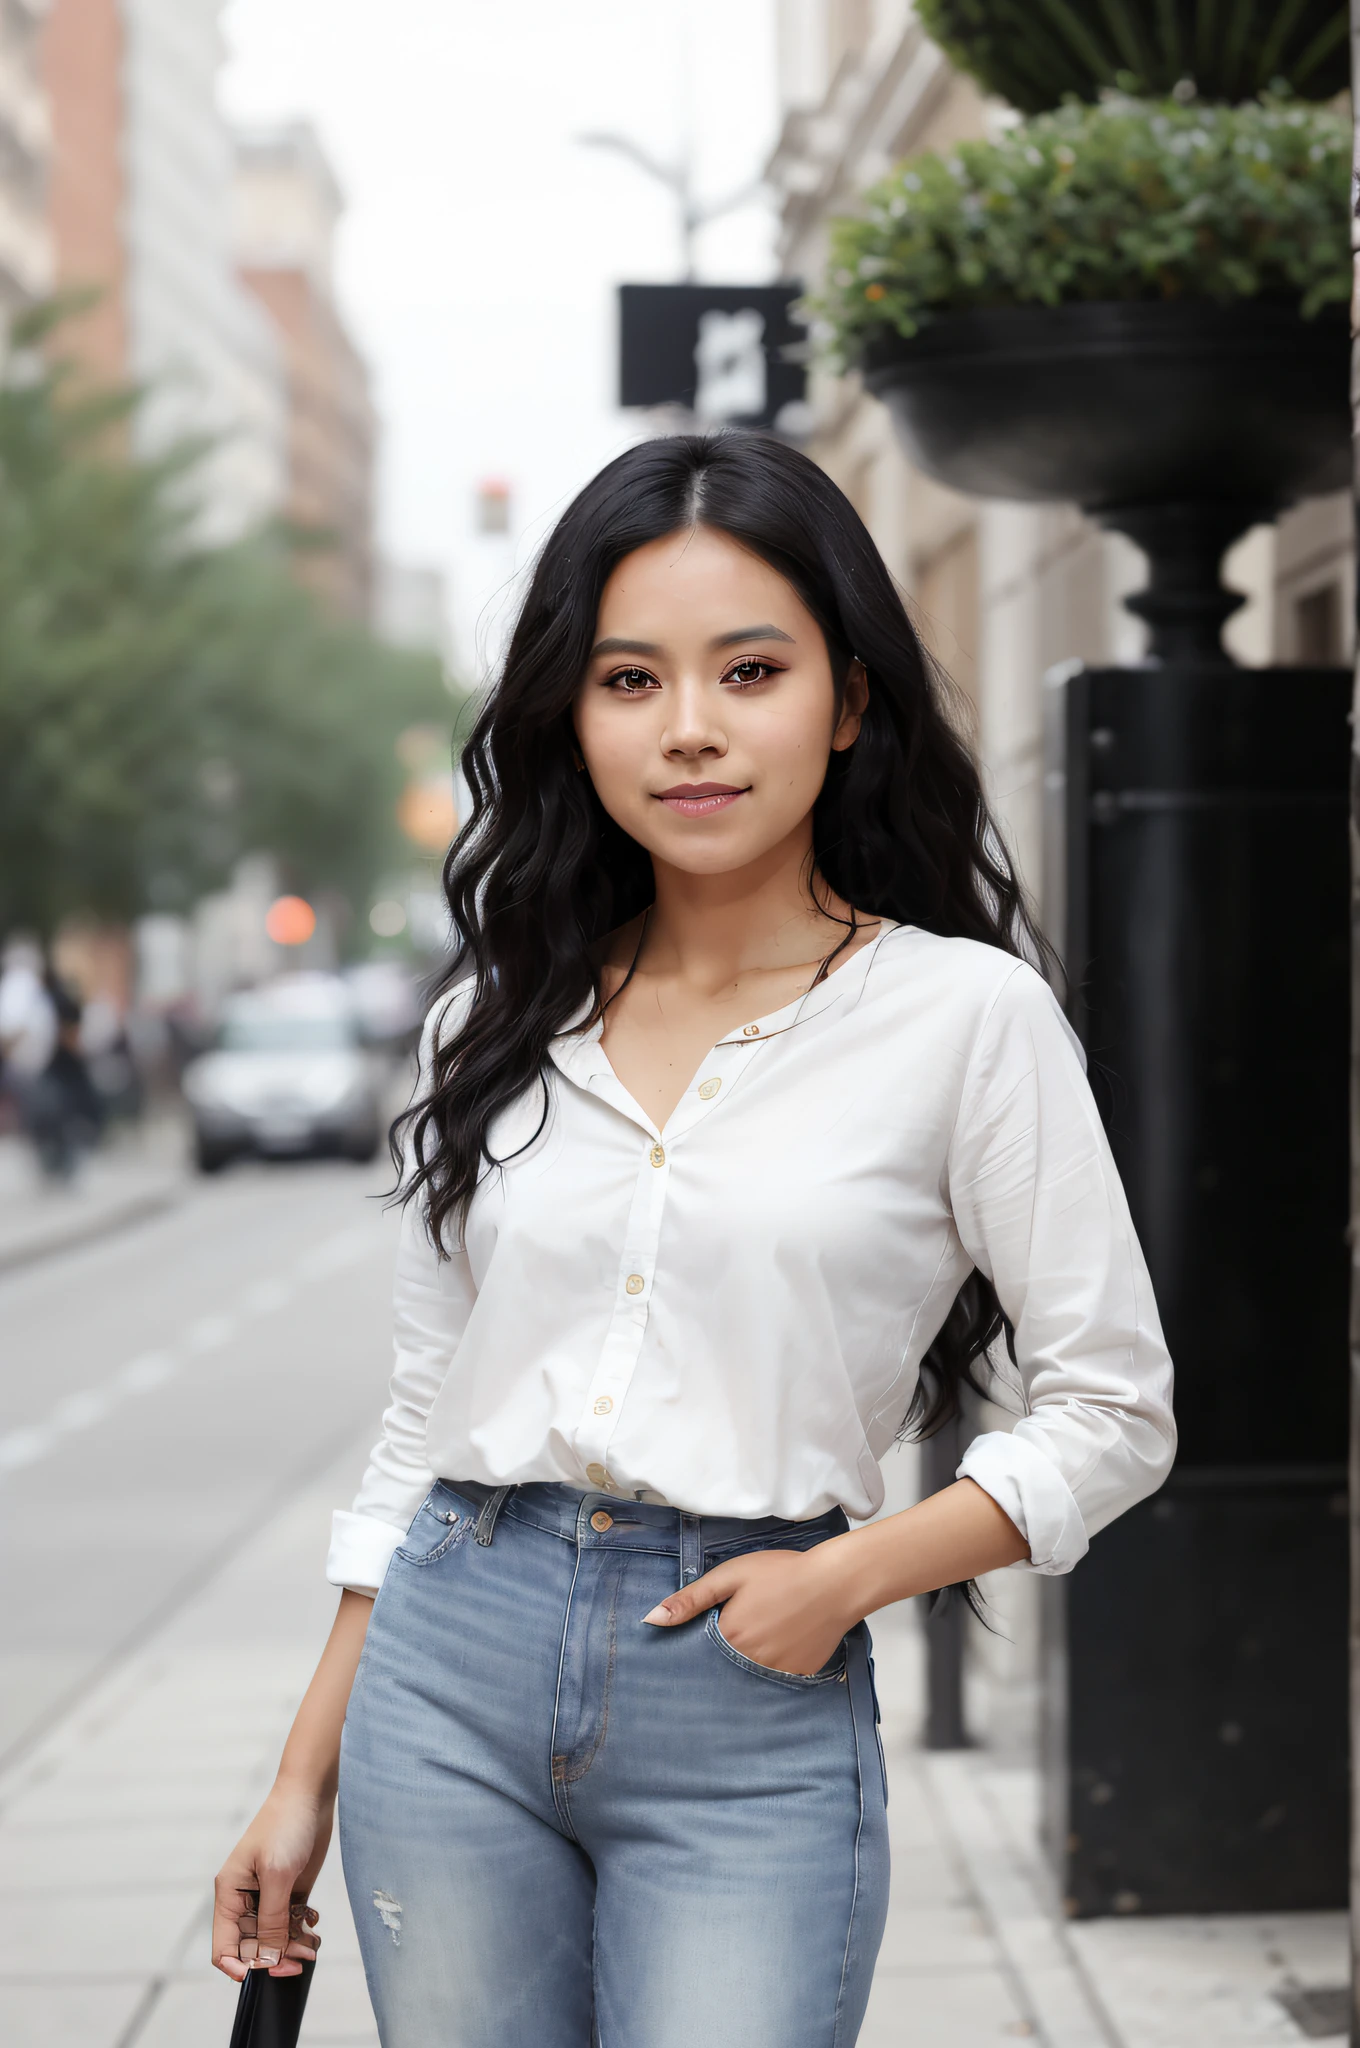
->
[0,1178,182,1277]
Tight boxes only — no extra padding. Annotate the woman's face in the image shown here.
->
[573,525,865,879]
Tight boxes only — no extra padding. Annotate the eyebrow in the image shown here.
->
[710,623,795,650]
[589,624,796,661]
[590,636,662,659]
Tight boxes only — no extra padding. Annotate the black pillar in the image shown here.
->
[921,1416,972,1751]
[1044,660,1351,1915]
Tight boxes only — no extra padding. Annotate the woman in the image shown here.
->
[212,433,1174,2046]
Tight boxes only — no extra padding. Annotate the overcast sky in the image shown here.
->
[221,0,781,677]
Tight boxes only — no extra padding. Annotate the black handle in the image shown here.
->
[228,1963,315,2048]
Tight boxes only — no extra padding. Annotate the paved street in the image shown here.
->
[0,1152,401,1771]
[0,1165,1345,2047]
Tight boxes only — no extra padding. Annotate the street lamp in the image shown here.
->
[575,130,764,283]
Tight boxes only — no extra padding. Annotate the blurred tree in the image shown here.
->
[914,0,1348,112]
[0,304,457,941]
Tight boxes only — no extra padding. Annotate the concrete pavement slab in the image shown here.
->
[3,1818,237,1888]
[862,1960,1033,2042]
[0,1977,149,2048]
[0,1886,206,1976]
[875,1900,1001,1972]
[295,1960,382,2044]
[1068,1914,1348,2046]
[134,1973,240,2048]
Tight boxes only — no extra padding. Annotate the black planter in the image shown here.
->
[863,300,1350,661]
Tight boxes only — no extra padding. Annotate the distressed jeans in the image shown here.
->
[339,1479,890,2047]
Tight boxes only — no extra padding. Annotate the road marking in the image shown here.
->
[185,1314,236,1353]
[49,1388,116,1430]
[297,1222,379,1279]
[241,1278,294,1316]
[0,1425,57,1472]
[0,1219,390,1483]
[114,1352,177,1395]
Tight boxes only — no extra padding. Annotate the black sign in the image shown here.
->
[618,283,806,430]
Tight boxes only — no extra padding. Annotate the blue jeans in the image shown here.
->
[339,1480,890,2047]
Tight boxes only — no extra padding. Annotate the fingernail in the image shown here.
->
[642,1603,672,1624]
[256,1947,281,1967]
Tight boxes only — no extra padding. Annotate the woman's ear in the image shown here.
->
[831,660,869,752]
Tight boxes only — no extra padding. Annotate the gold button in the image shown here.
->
[585,1462,608,1487]
[649,1143,665,1167]
[590,1510,613,1532]
[742,1023,760,1036]
[625,1273,644,1295]
[593,1395,613,1416]
[698,1077,721,1099]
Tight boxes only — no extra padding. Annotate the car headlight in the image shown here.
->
[298,1070,365,1114]
[183,1066,229,1110]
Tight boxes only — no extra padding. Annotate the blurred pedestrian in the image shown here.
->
[0,934,66,1178]
[80,993,143,1124]
[213,436,1176,2045]
[43,965,104,1164]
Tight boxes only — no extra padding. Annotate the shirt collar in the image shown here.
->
[546,919,903,1123]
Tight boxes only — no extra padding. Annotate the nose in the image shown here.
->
[660,674,727,762]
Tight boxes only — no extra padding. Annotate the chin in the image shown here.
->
[654,840,764,876]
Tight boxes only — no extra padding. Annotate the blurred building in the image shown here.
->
[375,558,453,667]
[0,0,51,323]
[233,121,377,620]
[767,0,1354,900]
[41,0,286,539]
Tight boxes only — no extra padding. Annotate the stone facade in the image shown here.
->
[234,122,376,621]
[0,0,52,321]
[41,0,286,540]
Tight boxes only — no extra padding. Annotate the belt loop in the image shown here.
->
[474,1485,513,1547]
[679,1512,703,1584]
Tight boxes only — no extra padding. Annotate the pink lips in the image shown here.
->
[655,782,749,818]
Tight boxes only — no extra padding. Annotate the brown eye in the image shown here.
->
[610,667,656,693]
[727,659,773,687]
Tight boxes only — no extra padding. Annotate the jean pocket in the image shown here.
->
[393,1483,474,1566]
[705,1609,848,1690]
[862,1627,889,1805]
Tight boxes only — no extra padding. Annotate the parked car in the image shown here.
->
[182,978,383,1173]
[341,959,422,1050]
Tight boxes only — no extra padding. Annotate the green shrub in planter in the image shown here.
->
[915,0,1348,113]
[816,95,1348,358]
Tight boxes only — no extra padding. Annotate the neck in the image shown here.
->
[642,822,852,989]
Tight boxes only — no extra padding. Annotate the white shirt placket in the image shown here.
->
[573,1127,669,1489]
[571,1037,762,1491]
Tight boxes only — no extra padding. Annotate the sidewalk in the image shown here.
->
[0,1440,1345,2048]
[865,1622,1346,2045]
[0,1118,186,1274]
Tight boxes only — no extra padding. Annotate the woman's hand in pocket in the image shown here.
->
[212,1782,328,1981]
[643,1545,858,1677]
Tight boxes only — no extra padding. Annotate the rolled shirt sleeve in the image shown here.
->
[947,964,1176,1574]
[326,993,476,1595]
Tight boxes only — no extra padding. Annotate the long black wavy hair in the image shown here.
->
[395,430,1053,1446]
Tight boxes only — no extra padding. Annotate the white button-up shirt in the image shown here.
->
[327,923,1175,1594]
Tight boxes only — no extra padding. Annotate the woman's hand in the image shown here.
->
[641,1483,1033,1677]
[643,1546,859,1676]
[212,1782,329,1981]
[209,1588,374,1983]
